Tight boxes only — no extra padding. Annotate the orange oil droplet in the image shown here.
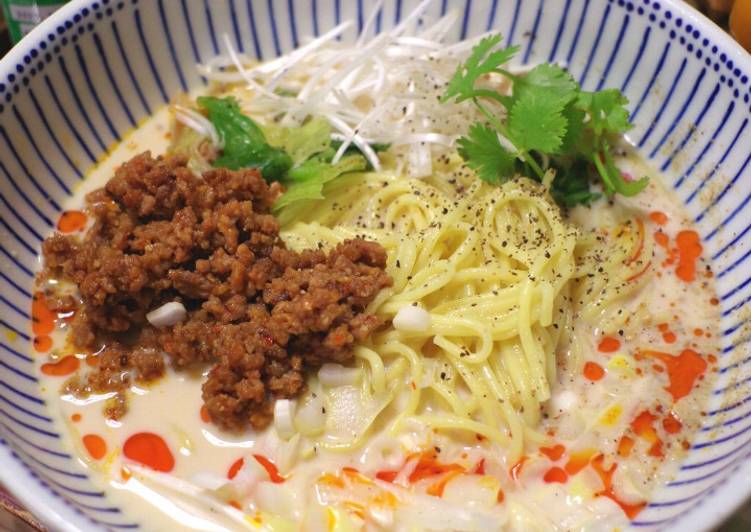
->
[426,470,462,497]
[583,361,605,381]
[654,231,669,248]
[123,432,175,472]
[631,410,664,457]
[31,292,56,336]
[631,411,659,443]
[253,454,285,483]
[663,412,683,434]
[375,470,398,483]
[642,349,708,401]
[543,466,568,484]
[617,436,634,458]
[539,444,566,462]
[57,210,87,233]
[41,355,80,376]
[675,230,702,282]
[649,211,668,226]
[598,336,621,353]
[227,458,245,480]
[407,451,464,483]
[33,335,53,353]
[83,434,107,460]
[591,454,646,519]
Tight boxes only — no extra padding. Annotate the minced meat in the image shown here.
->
[41,152,391,430]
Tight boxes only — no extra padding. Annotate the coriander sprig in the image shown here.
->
[442,34,648,207]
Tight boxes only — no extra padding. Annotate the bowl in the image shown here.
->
[1,0,750,530]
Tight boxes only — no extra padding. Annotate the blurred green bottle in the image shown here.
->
[1,0,69,44]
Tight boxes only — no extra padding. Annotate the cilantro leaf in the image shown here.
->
[512,63,578,106]
[457,123,517,184]
[508,89,568,154]
[198,96,292,180]
[442,35,520,103]
[558,102,587,154]
[442,33,648,207]
[577,89,632,137]
[549,160,600,208]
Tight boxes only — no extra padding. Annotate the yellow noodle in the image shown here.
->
[278,169,637,460]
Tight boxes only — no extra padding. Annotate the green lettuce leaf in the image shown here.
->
[274,155,367,211]
[198,96,292,181]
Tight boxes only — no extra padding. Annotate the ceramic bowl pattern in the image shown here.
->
[1,1,751,530]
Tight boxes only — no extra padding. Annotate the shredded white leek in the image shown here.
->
[173,106,221,148]
[196,0,530,178]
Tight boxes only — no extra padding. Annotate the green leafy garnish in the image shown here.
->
[507,89,569,153]
[198,96,372,213]
[457,123,516,184]
[274,154,367,210]
[443,35,519,105]
[549,161,601,208]
[442,35,648,206]
[263,116,333,165]
[198,96,292,181]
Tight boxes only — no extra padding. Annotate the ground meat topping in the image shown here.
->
[42,152,391,430]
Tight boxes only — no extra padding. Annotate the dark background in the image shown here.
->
[0,9,11,56]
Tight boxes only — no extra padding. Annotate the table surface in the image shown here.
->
[0,4,748,532]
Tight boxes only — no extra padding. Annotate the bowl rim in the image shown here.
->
[1,0,751,530]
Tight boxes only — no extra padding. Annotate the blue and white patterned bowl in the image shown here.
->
[1,0,750,530]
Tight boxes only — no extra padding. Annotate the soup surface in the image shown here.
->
[32,11,720,532]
